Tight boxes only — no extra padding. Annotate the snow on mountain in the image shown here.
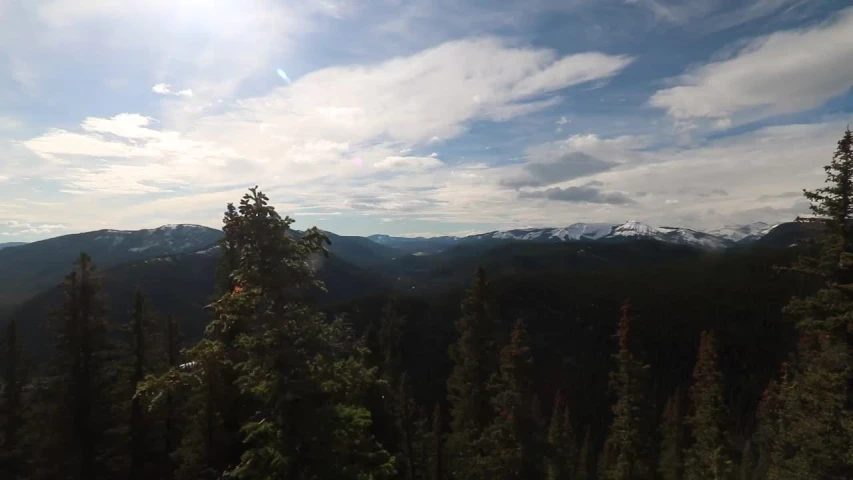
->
[470,223,617,242]
[607,220,662,238]
[367,220,786,251]
[706,222,775,242]
[90,224,221,255]
[603,221,733,249]
[552,223,615,240]
[657,227,732,250]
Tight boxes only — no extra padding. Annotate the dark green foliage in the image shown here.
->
[430,403,445,480]
[38,253,127,479]
[127,291,159,480]
[478,319,543,480]
[658,389,684,480]
[546,392,576,480]
[139,187,394,480]
[766,128,853,478]
[601,301,654,480]
[396,374,429,480]
[576,427,593,480]
[446,267,501,480]
[684,331,732,480]
[0,319,25,477]
[751,370,783,480]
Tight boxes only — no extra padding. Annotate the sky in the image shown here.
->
[1,0,852,241]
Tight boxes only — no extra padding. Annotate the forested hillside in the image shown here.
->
[1,130,852,479]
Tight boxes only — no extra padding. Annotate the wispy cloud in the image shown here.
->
[650,7,853,128]
[152,83,193,97]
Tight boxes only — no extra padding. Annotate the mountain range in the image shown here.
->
[0,218,817,355]
[368,220,778,253]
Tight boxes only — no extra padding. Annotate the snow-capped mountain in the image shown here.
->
[470,223,616,242]
[91,224,223,255]
[604,221,734,250]
[705,222,776,243]
[369,221,783,252]
[0,224,224,308]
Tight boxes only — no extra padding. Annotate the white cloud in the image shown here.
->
[650,8,853,126]
[152,83,171,94]
[373,156,444,170]
[626,0,808,30]
[152,83,194,98]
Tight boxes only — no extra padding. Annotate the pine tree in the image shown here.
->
[576,427,593,480]
[127,291,157,480]
[600,301,654,480]
[684,331,732,480]
[446,267,501,480]
[0,319,25,477]
[477,319,542,480]
[140,187,394,479]
[546,392,576,480]
[751,370,783,480]
[162,314,182,477]
[799,127,853,277]
[658,388,684,480]
[768,128,853,477]
[42,253,125,479]
[397,373,428,480]
[430,403,445,480]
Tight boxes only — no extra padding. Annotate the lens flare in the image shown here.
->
[276,69,291,84]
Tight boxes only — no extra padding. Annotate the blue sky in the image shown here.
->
[1,0,852,241]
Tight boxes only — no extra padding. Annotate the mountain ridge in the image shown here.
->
[369,220,784,252]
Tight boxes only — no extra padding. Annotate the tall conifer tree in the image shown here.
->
[658,388,684,480]
[0,319,25,477]
[770,128,853,477]
[684,331,732,480]
[600,301,654,480]
[478,320,542,480]
[446,267,500,480]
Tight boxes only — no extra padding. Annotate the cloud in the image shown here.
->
[0,220,69,236]
[500,134,647,189]
[503,152,617,188]
[757,190,803,201]
[13,37,632,197]
[520,184,634,204]
[650,8,853,126]
[152,83,194,98]
[152,83,171,94]
[373,155,444,170]
[626,0,809,30]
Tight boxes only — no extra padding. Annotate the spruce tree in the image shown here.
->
[162,314,182,477]
[139,187,394,479]
[751,371,782,480]
[478,319,542,480]
[44,253,124,479]
[684,331,732,480]
[600,301,654,480]
[576,427,593,480]
[446,267,500,480]
[0,319,25,477]
[546,392,576,480]
[658,388,684,480]
[127,291,157,480]
[397,373,429,480]
[430,403,445,480]
[769,128,853,477]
